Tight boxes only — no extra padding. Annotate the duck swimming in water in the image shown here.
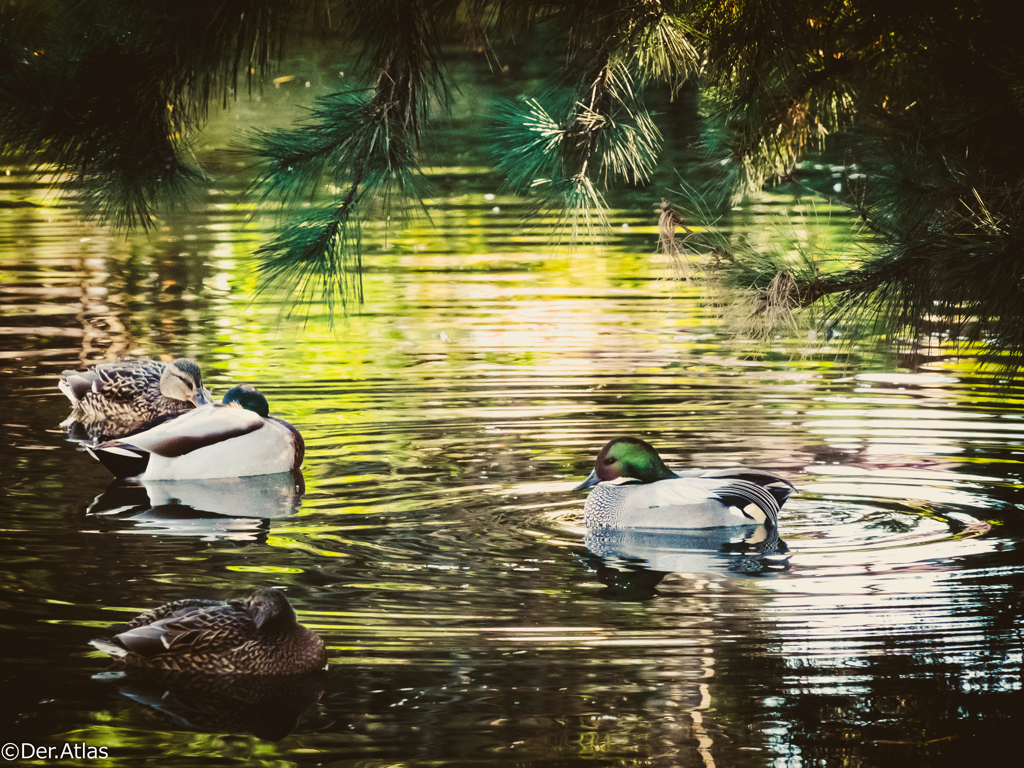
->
[576,437,794,529]
[87,384,304,480]
[59,358,212,436]
[90,588,326,675]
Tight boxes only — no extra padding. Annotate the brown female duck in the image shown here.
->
[59,357,212,433]
[91,589,327,675]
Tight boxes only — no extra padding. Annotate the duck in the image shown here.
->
[90,588,327,675]
[86,384,305,480]
[59,358,212,434]
[575,436,794,529]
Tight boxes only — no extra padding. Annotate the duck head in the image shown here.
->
[223,384,270,418]
[246,588,297,631]
[161,359,213,406]
[575,436,679,490]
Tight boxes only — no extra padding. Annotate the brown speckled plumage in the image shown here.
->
[91,589,327,675]
[59,358,211,438]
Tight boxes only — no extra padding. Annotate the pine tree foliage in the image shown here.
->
[250,0,456,312]
[2,0,1023,369]
[0,0,291,228]
[693,1,859,199]
[494,0,698,241]
[664,0,1024,370]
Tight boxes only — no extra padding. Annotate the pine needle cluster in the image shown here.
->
[493,0,699,242]
[249,0,466,313]
[669,0,1024,372]
[0,0,290,228]
[3,0,1023,371]
[657,193,848,342]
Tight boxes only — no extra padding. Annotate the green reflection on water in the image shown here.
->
[225,565,306,574]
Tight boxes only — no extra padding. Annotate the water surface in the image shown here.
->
[1,46,1022,768]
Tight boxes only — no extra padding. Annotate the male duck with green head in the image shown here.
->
[88,384,304,481]
[576,437,794,529]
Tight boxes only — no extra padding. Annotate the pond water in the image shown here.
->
[2,46,1024,768]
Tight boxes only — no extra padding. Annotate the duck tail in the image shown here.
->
[685,468,795,514]
[87,443,149,479]
[59,370,97,406]
[89,638,129,659]
[764,481,793,509]
[712,479,783,529]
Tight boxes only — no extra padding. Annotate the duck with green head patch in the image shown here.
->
[87,384,304,480]
[576,437,794,529]
[90,588,326,675]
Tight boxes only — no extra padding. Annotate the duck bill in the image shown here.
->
[194,386,214,406]
[573,469,599,491]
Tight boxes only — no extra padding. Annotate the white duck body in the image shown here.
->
[582,473,786,529]
[577,437,793,530]
[90,396,304,481]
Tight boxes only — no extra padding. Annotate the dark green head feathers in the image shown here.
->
[576,436,679,489]
[223,384,270,419]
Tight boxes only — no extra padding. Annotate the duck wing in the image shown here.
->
[119,598,233,630]
[112,601,256,658]
[641,477,784,528]
[111,406,267,458]
[63,360,163,403]
[676,467,795,508]
[705,478,782,528]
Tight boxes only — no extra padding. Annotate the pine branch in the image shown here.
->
[491,0,698,244]
[0,0,291,228]
[249,0,457,314]
[255,191,365,318]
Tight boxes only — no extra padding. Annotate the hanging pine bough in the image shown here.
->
[246,0,455,315]
[660,1,1024,373]
[0,0,289,229]
[2,1,1023,370]
[248,0,699,303]
[248,90,422,316]
[492,1,698,245]
[655,194,839,343]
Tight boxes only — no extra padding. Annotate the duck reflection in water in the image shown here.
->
[581,526,790,599]
[85,470,304,542]
[91,589,327,740]
[95,668,327,741]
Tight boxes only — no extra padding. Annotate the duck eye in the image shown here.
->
[603,457,616,465]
